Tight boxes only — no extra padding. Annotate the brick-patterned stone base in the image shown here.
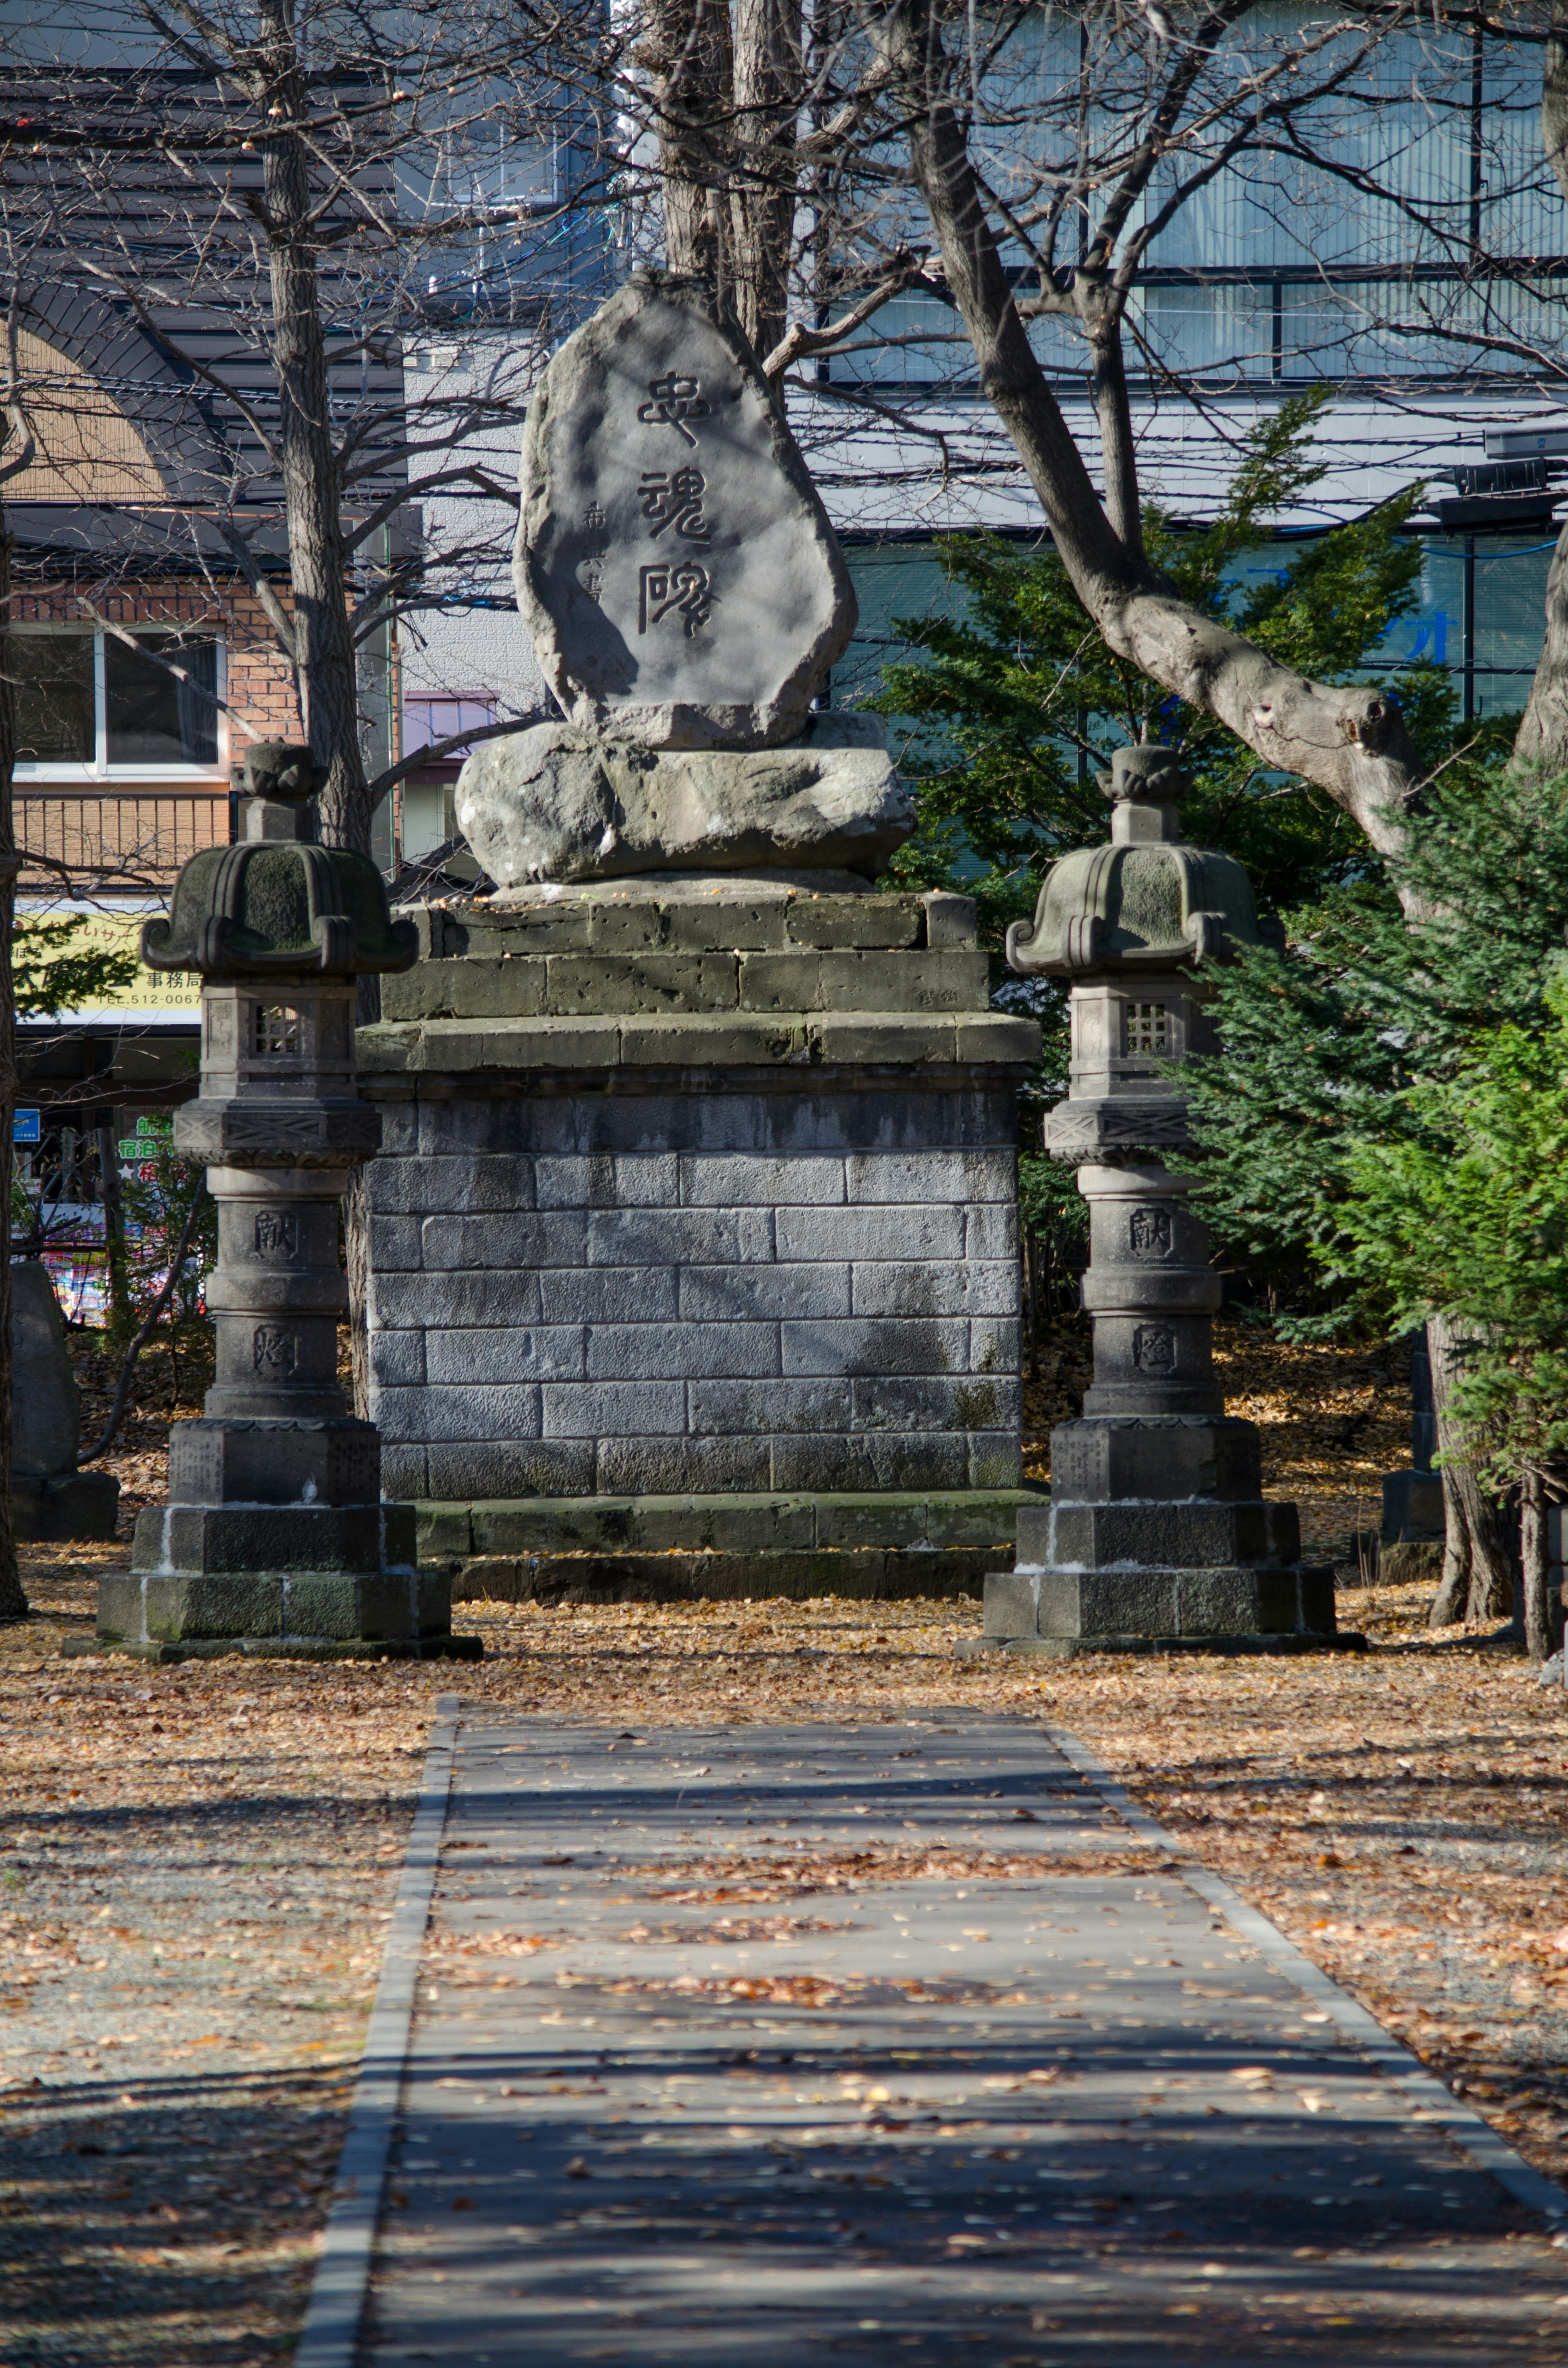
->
[356,885,1039,1584]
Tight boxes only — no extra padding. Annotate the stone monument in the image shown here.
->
[958,745,1355,1657]
[10,1261,118,1541]
[354,272,1042,1604]
[94,742,479,1661]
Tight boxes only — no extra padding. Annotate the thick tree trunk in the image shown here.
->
[650,0,736,287]
[1519,1467,1551,1662]
[258,1,370,854]
[885,3,1424,851]
[1425,1311,1516,1627]
[0,527,26,1620]
[729,0,801,362]
[1510,514,1568,773]
[1512,32,1568,774]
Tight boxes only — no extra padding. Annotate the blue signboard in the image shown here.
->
[13,1109,40,1146]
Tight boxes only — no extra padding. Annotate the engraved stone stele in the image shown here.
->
[459,268,907,885]
[960,744,1362,1659]
[515,268,855,750]
[91,741,479,1661]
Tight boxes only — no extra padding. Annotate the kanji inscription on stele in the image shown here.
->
[515,269,855,747]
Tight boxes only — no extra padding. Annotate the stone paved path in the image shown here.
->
[362,1711,1567,2363]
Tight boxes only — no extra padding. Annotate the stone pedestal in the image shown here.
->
[960,745,1358,1660]
[91,742,479,1663]
[356,880,1042,1601]
[10,1261,119,1542]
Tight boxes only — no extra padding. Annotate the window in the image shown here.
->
[15,637,94,764]
[106,633,218,766]
[253,1005,301,1055]
[1125,1001,1170,1055]
[13,631,224,773]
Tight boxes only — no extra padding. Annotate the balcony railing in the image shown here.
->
[17,788,231,887]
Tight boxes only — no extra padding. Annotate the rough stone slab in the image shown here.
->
[356,1711,1548,2368]
[737,948,989,1014]
[12,1469,119,1543]
[10,1260,80,1476]
[73,1633,482,1663]
[457,718,911,888]
[513,268,856,749]
[1046,1414,1263,1505]
[981,1561,1344,1644]
[430,887,968,957]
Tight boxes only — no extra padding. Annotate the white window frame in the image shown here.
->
[11,625,230,784]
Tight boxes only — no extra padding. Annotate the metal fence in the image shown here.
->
[17,789,230,885]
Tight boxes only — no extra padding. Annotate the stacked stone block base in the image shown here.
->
[95,1416,477,1659]
[970,1416,1361,1659]
[357,886,1039,1570]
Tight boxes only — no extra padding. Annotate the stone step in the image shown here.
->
[381,946,993,1023]
[409,888,974,959]
[451,1545,1002,1604]
[417,1485,1045,1563]
[359,1008,1038,1076]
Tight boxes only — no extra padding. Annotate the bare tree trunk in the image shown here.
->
[729,0,801,361]
[258,0,371,854]
[650,0,736,287]
[883,2,1423,851]
[1425,1312,1516,1626]
[1520,1466,1551,1662]
[1083,292,1145,562]
[1510,33,1568,773]
[1510,515,1568,773]
[344,1165,372,1422]
[0,527,26,1619]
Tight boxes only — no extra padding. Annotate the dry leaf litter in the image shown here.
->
[0,1322,1561,2363]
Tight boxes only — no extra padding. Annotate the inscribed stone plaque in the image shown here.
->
[514,269,857,749]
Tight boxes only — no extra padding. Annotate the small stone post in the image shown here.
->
[95,743,479,1661]
[961,744,1357,1658]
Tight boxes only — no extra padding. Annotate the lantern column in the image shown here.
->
[963,743,1357,1658]
[96,742,479,1662]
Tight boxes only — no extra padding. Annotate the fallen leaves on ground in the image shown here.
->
[5,1320,1563,2360]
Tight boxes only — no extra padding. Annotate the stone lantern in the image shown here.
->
[96,743,478,1661]
[962,744,1352,1657]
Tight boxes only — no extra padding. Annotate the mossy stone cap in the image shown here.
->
[141,841,419,980]
[1008,743,1264,975]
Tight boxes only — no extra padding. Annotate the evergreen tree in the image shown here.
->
[1179,769,1568,1641]
[871,389,1470,1319]
[872,390,1453,941]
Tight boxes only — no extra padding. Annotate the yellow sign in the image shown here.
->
[23,905,202,1019]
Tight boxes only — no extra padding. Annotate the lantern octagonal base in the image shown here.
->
[96,1561,468,1652]
[980,1557,1339,1644]
[167,1416,383,1509]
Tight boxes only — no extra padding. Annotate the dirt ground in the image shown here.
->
[1,1327,1560,2364]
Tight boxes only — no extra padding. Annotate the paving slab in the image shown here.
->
[361,1711,1568,2363]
